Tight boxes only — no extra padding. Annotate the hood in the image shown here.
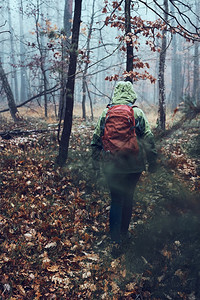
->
[112,81,137,105]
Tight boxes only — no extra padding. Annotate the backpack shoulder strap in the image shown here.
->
[106,103,113,108]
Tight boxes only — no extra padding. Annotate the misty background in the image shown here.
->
[0,0,199,119]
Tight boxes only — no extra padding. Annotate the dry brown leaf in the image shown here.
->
[82,270,91,279]
[47,265,59,272]
[121,268,126,278]
[111,281,120,294]
[126,282,137,291]
[45,242,57,248]
[17,284,26,296]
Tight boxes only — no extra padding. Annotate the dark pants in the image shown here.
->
[106,172,141,243]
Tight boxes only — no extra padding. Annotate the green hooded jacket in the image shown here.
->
[91,81,157,174]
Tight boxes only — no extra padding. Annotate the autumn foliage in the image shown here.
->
[102,1,167,83]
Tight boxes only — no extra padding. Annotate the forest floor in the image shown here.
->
[0,111,200,299]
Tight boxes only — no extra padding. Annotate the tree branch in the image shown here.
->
[0,30,11,34]
[0,84,60,113]
[137,0,200,41]
[169,0,199,33]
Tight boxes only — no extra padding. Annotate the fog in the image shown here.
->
[0,0,199,118]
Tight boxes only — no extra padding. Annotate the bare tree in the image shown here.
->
[193,41,199,104]
[82,0,96,119]
[63,0,73,39]
[158,0,168,130]
[192,0,200,104]
[19,0,29,102]
[58,0,73,120]
[0,59,19,122]
[56,0,82,166]
[8,0,19,103]
[170,4,184,110]
[34,0,49,117]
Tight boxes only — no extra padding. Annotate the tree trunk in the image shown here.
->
[0,3,5,65]
[184,48,191,96]
[8,0,19,103]
[193,42,199,104]
[0,60,19,122]
[158,0,168,131]
[171,26,178,109]
[125,0,133,82]
[19,0,28,102]
[56,0,82,166]
[171,33,183,109]
[58,41,66,120]
[35,0,48,117]
[82,80,87,119]
[82,0,96,120]
[192,0,200,104]
[58,0,73,120]
[86,81,94,121]
[42,65,48,118]
[64,0,73,39]
[178,39,184,103]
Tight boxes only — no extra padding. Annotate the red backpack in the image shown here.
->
[102,104,139,155]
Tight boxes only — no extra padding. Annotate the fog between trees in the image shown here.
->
[0,0,199,122]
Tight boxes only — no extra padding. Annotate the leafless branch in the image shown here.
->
[0,21,10,34]
[0,30,11,34]
[137,0,200,41]
[88,80,112,101]
[0,21,7,28]
[75,41,123,78]
[169,0,200,34]
[0,84,60,113]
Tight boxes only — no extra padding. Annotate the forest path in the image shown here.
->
[0,115,199,299]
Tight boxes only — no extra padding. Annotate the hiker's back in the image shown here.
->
[102,104,139,155]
